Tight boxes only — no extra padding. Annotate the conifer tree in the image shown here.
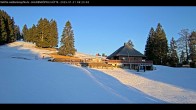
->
[154,23,168,65]
[144,23,168,65]
[0,17,7,44]
[7,17,16,43]
[14,25,22,40]
[36,18,50,47]
[22,18,58,48]
[49,19,58,48]
[22,24,28,41]
[36,18,43,47]
[145,27,155,61]
[59,21,76,56]
[27,27,32,42]
[0,10,17,44]
[31,24,38,44]
[168,37,179,66]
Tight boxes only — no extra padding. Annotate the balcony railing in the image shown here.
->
[106,60,153,64]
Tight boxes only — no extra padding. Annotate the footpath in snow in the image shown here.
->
[94,68,196,103]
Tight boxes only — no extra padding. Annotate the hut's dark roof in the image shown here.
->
[107,43,145,59]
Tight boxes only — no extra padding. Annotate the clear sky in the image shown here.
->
[0,6,196,56]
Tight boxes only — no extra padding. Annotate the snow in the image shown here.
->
[0,41,196,103]
[139,65,196,91]
[5,41,56,59]
[0,41,162,103]
[75,52,97,59]
[95,67,196,103]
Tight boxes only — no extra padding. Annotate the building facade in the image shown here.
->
[106,42,153,70]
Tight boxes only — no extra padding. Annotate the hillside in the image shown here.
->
[1,41,196,103]
[0,41,161,103]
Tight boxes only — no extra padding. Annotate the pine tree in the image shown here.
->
[22,24,28,41]
[145,27,155,61]
[23,18,58,48]
[14,25,22,40]
[154,23,168,65]
[145,23,168,65]
[0,10,8,44]
[36,18,50,48]
[27,27,32,42]
[31,24,38,44]
[36,18,43,47]
[58,21,76,56]
[0,17,7,44]
[189,31,196,62]
[0,10,17,44]
[49,19,58,48]
[168,37,179,67]
[7,17,16,43]
[26,25,37,43]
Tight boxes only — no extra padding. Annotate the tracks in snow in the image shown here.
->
[80,67,132,102]
[80,67,163,103]
[97,68,196,103]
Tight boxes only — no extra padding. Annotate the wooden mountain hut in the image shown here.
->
[106,41,153,70]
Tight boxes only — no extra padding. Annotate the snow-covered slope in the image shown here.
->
[1,41,195,103]
[95,67,196,103]
[139,65,196,91]
[4,41,56,59]
[0,41,162,103]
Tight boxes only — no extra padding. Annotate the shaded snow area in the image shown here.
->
[0,41,162,103]
[95,68,196,103]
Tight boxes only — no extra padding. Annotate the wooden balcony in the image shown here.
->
[106,60,153,64]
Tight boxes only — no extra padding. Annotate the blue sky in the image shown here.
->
[1,6,196,56]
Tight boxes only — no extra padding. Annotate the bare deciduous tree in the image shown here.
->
[176,29,190,63]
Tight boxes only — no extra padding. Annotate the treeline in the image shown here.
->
[0,10,22,45]
[22,18,58,48]
[0,9,76,56]
[22,19,76,56]
[145,23,196,67]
